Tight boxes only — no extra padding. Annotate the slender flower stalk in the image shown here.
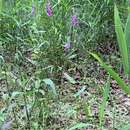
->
[46,1,52,16]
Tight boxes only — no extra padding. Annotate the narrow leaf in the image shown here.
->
[74,86,86,97]
[43,79,57,95]
[99,78,110,127]
[0,0,2,13]
[125,12,130,74]
[114,4,129,74]
[68,123,90,130]
[90,53,130,95]
[63,72,76,84]
[11,91,23,98]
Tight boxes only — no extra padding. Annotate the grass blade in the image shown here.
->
[90,52,130,95]
[68,123,90,130]
[74,86,86,97]
[99,77,110,128]
[125,12,130,74]
[63,72,76,84]
[0,0,2,13]
[114,4,129,74]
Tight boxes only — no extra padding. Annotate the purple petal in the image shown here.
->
[46,2,52,16]
[71,15,78,26]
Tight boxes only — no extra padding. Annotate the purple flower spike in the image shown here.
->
[71,15,78,26]
[64,43,71,51]
[31,3,35,15]
[46,1,52,16]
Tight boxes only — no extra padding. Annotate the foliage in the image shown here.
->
[0,0,130,129]
[90,52,130,95]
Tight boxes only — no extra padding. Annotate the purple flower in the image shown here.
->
[64,42,71,51]
[46,1,52,16]
[31,3,35,15]
[71,15,78,26]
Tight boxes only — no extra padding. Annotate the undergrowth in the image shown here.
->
[0,0,130,130]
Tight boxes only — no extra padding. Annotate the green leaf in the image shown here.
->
[83,103,92,117]
[68,54,77,59]
[25,58,37,65]
[43,79,57,95]
[0,110,5,122]
[90,53,130,95]
[89,52,103,64]
[0,55,4,64]
[0,0,2,13]
[68,123,90,130]
[35,80,41,89]
[74,86,86,97]
[114,4,129,74]
[11,91,23,98]
[1,13,20,27]
[63,72,76,84]
[125,12,130,74]
[99,77,110,128]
